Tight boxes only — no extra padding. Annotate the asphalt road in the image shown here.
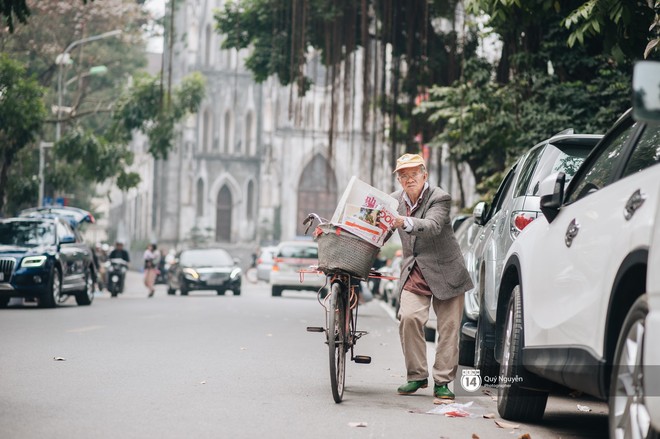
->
[0,271,608,439]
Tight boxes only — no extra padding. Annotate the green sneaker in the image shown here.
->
[397,379,428,395]
[433,383,455,400]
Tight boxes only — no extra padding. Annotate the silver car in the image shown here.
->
[460,131,602,378]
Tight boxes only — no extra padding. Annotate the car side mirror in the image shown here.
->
[632,61,660,124]
[472,201,488,226]
[539,172,566,223]
[60,235,76,244]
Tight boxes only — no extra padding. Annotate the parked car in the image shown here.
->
[166,248,242,296]
[459,131,601,378]
[492,61,659,438]
[0,216,95,307]
[270,241,326,297]
[256,246,278,282]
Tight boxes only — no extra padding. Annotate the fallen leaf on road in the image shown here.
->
[200,381,207,385]
[433,398,454,405]
[53,357,66,361]
[518,434,531,439]
[577,404,591,412]
[348,422,367,428]
[472,434,480,439]
[495,420,520,429]
[483,413,495,419]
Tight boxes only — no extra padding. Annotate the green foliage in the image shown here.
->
[110,71,205,160]
[0,54,46,215]
[561,0,658,60]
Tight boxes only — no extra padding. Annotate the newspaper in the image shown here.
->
[331,177,399,247]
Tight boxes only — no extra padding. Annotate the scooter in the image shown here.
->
[105,258,129,297]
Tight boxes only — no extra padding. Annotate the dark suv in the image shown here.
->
[0,217,95,307]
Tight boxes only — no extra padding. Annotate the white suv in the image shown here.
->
[493,61,659,438]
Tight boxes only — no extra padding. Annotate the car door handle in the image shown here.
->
[624,189,646,220]
[565,219,580,248]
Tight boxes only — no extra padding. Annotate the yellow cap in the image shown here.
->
[394,153,426,173]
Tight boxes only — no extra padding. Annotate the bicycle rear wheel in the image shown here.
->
[328,281,347,403]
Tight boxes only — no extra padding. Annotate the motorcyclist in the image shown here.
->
[106,241,130,296]
[109,241,130,263]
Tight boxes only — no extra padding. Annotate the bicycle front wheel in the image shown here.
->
[328,282,347,403]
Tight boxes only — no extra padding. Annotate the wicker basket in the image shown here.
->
[314,223,379,280]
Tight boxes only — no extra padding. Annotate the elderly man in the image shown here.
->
[390,153,474,400]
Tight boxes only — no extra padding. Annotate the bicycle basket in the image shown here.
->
[314,223,379,280]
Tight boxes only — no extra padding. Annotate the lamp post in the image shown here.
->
[38,142,54,206]
[55,29,122,142]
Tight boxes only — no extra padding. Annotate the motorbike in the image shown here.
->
[105,258,129,297]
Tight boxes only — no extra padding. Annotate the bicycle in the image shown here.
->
[302,213,391,403]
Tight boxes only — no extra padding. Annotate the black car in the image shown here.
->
[0,217,96,307]
[166,248,242,296]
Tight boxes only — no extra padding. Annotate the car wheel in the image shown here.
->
[233,288,241,296]
[0,296,10,308]
[75,268,94,306]
[609,295,658,439]
[474,298,498,380]
[216,289,226,295]
[41,267,62,308]
[458,312,476,367]
[271,286,282,297]
[497,285,548,421]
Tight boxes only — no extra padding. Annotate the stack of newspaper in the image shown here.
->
[330,177,399,247]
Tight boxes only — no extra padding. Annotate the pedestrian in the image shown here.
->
[389,153,474,400]
[143,243,159,298]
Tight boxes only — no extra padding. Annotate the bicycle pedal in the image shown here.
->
[353,355,371,364]
[306,326,324,333]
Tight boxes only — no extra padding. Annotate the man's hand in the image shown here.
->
[393,216,406,229]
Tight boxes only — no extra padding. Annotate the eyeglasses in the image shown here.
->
[397,170,424,181]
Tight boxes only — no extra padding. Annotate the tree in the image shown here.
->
[0,54,46,215]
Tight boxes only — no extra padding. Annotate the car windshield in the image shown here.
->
[0,222,56,247]
[279,245,318,259]
[180,249,234,267]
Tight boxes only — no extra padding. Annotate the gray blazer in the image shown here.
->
[392,186,474,300]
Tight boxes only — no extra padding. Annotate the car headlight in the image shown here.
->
[230,268,241,279]
[21,256,47,268]
[183,268,199,280]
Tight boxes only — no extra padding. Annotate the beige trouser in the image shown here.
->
[398,289,464,385]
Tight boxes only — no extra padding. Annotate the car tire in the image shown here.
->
[474,297,498,380]
[609,295,659,439]
[75,268,94,306]
[0,296,10,308]
[40,267,62,308]
[497,285,548,422]
[233,288,241,296]
[458,312,476,367]
[271,286,282,297]
[216,289,226,295]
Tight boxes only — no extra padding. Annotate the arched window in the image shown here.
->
[204,24,213,66]
[202,109,213,152]
[245,111,254,156]
[246,180,255,220]
[216,185,232,242]
[196,179,204,217]
[296,155,337,235]
[223,111,232,154]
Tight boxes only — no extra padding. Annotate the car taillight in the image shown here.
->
[272,257,281,272]
[510,211,537,238]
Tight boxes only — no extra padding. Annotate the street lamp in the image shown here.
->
[55,29,122,142]
[38,142,54,206]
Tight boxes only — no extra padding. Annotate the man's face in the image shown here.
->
[397,165,427,197]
